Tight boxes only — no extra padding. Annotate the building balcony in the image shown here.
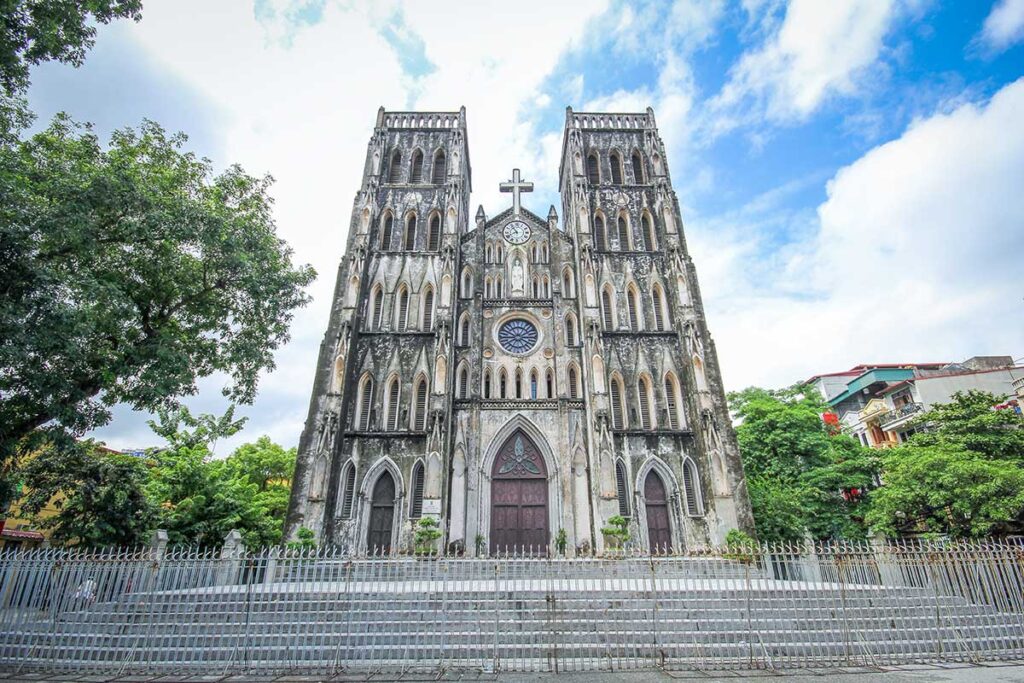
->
[880,402,924,430]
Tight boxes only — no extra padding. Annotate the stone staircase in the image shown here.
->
[2,558,1024,674]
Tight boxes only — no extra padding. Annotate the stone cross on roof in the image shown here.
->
[499,168,533,216]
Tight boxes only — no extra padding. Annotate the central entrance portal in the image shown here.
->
[490,430,548,554]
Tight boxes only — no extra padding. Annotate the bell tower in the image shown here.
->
[558,108,754,549]
[285,108,471,551]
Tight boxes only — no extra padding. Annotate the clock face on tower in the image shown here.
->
[503,220,531,245]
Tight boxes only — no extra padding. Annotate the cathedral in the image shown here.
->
[284,107,753,555]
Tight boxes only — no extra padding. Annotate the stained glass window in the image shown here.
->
[498,319,538,354]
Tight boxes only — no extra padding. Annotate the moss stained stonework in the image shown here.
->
[285,107,754,555]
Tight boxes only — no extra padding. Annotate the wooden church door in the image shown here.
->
[645,470,673,553]
[490,430,549,555]
[367,471,395,554]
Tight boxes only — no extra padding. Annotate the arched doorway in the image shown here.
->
[367,471,396,554]
[490,430,548,554]
[644,470,673,553]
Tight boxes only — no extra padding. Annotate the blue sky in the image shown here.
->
[26,0,1024,453]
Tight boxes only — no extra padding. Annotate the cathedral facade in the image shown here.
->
[284,107,753,555]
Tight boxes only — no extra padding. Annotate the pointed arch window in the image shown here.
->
[515,368,523,399]
[627,287,641,332]
[496,244,504,264]
[609,376,625,429]
[562,268,574,298]
[410,461,425,517]
[410,149,424,183]
[682,458,703,516]
[652,285,667,332]
[542,276,550,297]
[459,314,470,346]
[568,366,580,399]
[617,215,630,250]
[396,287,410,331]
[499,369,508,398]
[461,268,473,298]
[387,378,401,431]
[615,460,630,517]
[586,153,600,184]
[665,373,682,430]
[422,287,434,331]
[458,365,469,399]
[485,243,493,263]
[380,213,394,249]
[638,375,654,429]
[546,369,554,399]
[388,150,402,183]
[532,276,540,298]
[565,314,577,346]
[357,376,374,430]
[631,150,644,183]
[404,215,417,250]
[542,242,548,261]
[610,151,623,185]
[484,276,492,298]
[414,377,428,430]
[370,287,384,329]
[530,370,538,399]
[431,150,446,184]
[428,214,441,250]
[340,462,357,518]
[484,369,492,398]
[601,287,615,330]
[495,276,503,298]
[643,212,657,251]
[594,215,607,250]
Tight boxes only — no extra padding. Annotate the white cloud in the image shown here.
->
[82,0,608,452]
[975,0,1024,54]
[709,0,900,131]
[692,77,1024,391]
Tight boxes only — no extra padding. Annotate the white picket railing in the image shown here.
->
[1,540,1023,675]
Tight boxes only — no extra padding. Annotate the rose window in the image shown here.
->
[498,319,538,354]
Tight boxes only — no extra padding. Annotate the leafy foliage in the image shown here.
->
[286,527,316,552]
[13,406,296,549]
[0,0,142,95]
[413,517,442,555]
[865,444,1024,538]
[0,108,315,467]
[18,439,157,547]
[865,391,1024,538]
[729,385,878,543]
[601,514,631,548]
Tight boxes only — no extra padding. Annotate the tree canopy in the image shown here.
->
[729,385,878,543]
[17,407,296,548]
[0,106,315,465]
[865,391,1024,538]
[0,0,142,95]
[18,439,157,547]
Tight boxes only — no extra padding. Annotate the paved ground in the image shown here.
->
[5,662,1024,682]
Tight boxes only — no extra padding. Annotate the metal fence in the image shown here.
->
[2,540,1024,675]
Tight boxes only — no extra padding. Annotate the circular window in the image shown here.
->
[498,319,539,354]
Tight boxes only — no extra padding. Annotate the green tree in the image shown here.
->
[0,0,142,95]
[18,439,157,547]
[907,390,1024,461]
[865,444,1024,538]
[729,385,877,543]
[144,407,290,548]
[225,435,295,542]
[865,391,1024,538]
[226,435,296,491]
[0,108,315,466]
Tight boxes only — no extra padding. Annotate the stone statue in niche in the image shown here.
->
[511,258,525,293]
[316,410,338,455]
